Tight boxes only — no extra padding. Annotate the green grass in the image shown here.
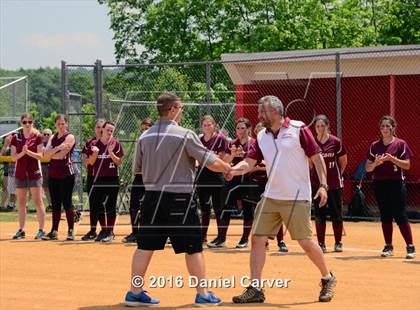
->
[0,211,39,222]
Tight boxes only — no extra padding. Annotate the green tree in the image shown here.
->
[99,0,419,64]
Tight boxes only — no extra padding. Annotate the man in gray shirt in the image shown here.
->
[125,92,231,307]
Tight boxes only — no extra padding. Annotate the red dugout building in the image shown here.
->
[222,45,420,208]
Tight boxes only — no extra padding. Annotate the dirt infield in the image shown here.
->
[1,216,419,310]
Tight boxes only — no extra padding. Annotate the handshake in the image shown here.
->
[220,161,245,181]
[210,157,248,181]
[223,168,234,181]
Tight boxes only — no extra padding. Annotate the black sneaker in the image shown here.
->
[101,232,115,243]
[12,229,25,240]
[42,230,58,240]
[319,243,327,253]
[319,272,337,302]
[406,245,416,259]
[334,242,343,252]
[236,237,249,248]
[81,230,97,241]
[278,240,289,252]
[6,204,15,211]
[66,229,74,241]
[207,236,226,248]
[232,286,265,303]
[381,244,394,257]
[122,232,137,243]
[94,230,108,242]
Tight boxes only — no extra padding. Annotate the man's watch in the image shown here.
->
[319,183,329,191]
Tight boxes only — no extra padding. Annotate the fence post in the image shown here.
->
[389,75,396,118]
[206,62,212,114]
[94,59,103,118]
[61,61,69,115]
[12,82,17,118]
[106,96,111,121]
[24,77,28,112]
[335,53,342,139]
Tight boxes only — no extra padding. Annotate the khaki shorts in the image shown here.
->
[252,197,312,240]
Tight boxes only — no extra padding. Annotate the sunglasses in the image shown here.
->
[43,133,50,136]
[22,121,33,125]
[169,105,184,111]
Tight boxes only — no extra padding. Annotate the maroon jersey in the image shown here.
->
[48,132,75,179]
[367,138,412,181]
[82,137,96,176]
[250,162,268,183]
[91,139,124,177]
[310,135,346,190]
[226,137,255,166]
[200,133,228,155]
[11,132,43,180]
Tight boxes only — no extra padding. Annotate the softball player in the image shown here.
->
[365,115,415,259]
[196,115,228,244]
[88,121,124,243]
[208,117,254,248]
[10,113,46,239]
[310,115,347,253]
[122,118,153,243]
[81,118,105,241]
[42,114,76,241]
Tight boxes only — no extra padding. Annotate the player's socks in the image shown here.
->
[397,222,413,245]
[201,212,210,238]
[332,222,343,242]
[52,209,61,231]
[89,209,97,232]
[65,208,75,230]
[98,216,106,230]
[316,223,326,244]
[381,222,393,245]
[277,225,284,241]
[106,215,116,233]
[242,219,253,240]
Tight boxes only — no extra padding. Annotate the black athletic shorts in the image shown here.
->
[136,191,203,254]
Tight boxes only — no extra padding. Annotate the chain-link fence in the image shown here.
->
[62,45,420,220]
[0,76,28,137]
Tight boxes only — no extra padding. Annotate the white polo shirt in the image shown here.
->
[248,118,321,201]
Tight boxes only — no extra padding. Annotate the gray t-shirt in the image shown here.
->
[133,120,217,193]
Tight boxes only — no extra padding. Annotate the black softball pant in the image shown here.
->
[129,174,145,233]
[312,188,344,224]
[224,176,254,221]
[373,180,408,224]
[49,175,75,211]
[91,176,119,230]
[196,168,225,221]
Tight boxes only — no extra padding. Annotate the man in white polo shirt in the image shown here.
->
[227,95,336,303]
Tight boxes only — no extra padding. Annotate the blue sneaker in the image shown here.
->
[195,291,222,307]
[125,291,160,307]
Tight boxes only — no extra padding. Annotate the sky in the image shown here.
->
[0,0,116,70]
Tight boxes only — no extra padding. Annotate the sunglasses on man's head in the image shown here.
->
[22,121,33,125]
